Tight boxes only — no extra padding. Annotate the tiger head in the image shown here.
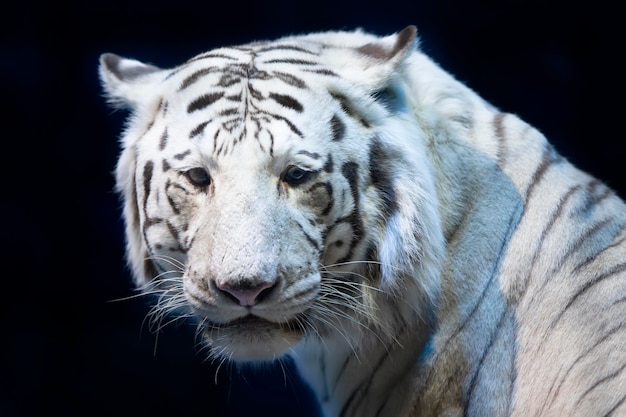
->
[100,26,444,362]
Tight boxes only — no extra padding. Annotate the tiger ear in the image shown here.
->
[355,25,417,63]
[99,53,164,109]
[324,25,418,90]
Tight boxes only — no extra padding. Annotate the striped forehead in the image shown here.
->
[157,43,338,159]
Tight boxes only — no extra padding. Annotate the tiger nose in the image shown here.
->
[215,280,276,307]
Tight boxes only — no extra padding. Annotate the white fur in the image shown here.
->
[100,27,626,417]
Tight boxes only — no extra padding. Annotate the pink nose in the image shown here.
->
[216,281,276,307]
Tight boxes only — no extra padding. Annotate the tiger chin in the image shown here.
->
[100,25,626,417]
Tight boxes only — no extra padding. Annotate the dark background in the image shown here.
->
[3,1,624,416]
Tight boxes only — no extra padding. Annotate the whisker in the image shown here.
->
[146,254,186,271]
[308,309,358,356]
[107,272,184,303]
[322,263,429,324]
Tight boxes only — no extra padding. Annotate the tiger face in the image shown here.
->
[100,26,443,362]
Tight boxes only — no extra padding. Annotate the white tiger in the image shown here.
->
[99,26,626,416]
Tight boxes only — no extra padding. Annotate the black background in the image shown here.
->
[3,1,624,416]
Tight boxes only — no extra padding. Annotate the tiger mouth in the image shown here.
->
[200,313,309,361]
[205,314,305,333]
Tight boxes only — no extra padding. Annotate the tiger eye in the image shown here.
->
[282,165,313,186]
[184,167,211,187]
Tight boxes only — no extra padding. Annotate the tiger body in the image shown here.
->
[99,26,626,416]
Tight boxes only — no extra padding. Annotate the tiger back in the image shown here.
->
[99,26,626,416]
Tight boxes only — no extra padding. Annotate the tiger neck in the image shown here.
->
[292,324,429,417]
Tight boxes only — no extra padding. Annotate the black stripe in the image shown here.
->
[493,113,506,166]
[225,93,242,101]
[266,130,274,157]
[521,185,584,306]
[236,125,247,144]
[269,93,303,112]
[141,216,164,271]
[297,220,321,252]
[248,84,264,100]
[369,139,398,218]
[213,128,221,152]
[336,162,364,264]
[331,355,352,395]
[186,52,238,64]
[155,97,163,113]
[613,294,626,306]
[339,346,396,417]
[523,144,558,202]
[296,150,320,160]
[575,179,602,214]
[182,231,194,250]
[218,107,239,117]
[574,180,615,217]
[604,392,626,417]
[339,380,367,417]
[331,92,370,128]
[189,121,210,139]
[165,220,188,251]
[556,217,613,269]
[323,155,334,173]
[570,262,626,308]
[575,362,626,409]
[159,128,168,150]
[604,230,626,251]
[262,58,318,65]
[142,161,154,214]
[450,114,473,129]
[303,68,339,77]
[531,185,583,263]
[215,141,226,157]
[178,67,219,91]
[218,72,241,87]
[549,262,626,332]
[164,63,191,81]
[272,71,307,88]
[231,45,254,52]
[539,321,626,414]
[173,149,191,160]
[330,114,345,141]
[247,67,271,80]
[140,159,170,266]
[573,218,626,273]
[222,118,242,133]
[142,216,161,229]
[374,398,390,417]
[256,109,303,137]
[145,119,154,133]
[187,92,225,113]
[364,244,381,282]
[257,45,317,55]
[463,308,512,415]
[505,360,518,417]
